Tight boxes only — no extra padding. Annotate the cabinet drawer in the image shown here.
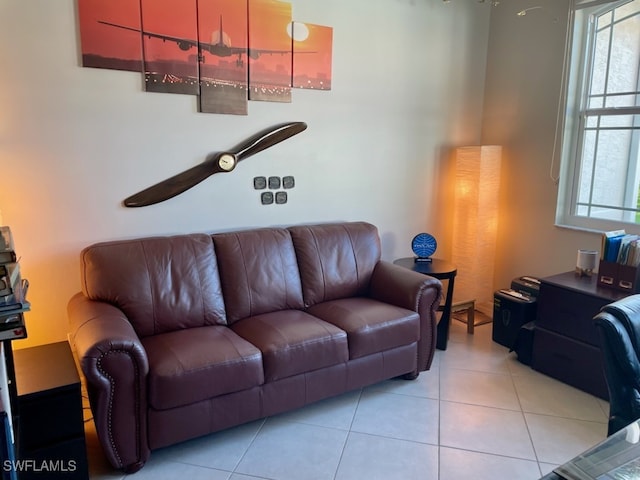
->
[18,384,84,449]
[13,342,89,480]
[532,327,608,400]
[537,283,606,346]
[17,437,89,480]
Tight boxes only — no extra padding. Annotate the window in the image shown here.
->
[557,0,640,232]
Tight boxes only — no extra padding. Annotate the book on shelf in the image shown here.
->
[0,227,16,266]
[601,230,640,267]
[0,251,16,266]
[616,235,640,266]
[0,279,29,312]
[602,230,626,261]
[0,263,20,298]
[0,312,27,341]
[0,227,13,252]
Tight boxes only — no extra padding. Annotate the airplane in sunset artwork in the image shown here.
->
[138,0,200,96]
[197,0,249,114]
[98,15,295,68]
[78,0,144,72]
[77,0,333,115]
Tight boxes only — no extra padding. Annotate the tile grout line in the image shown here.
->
[230,417,268,476]
[507,352,546,477]
[330,387,364,480]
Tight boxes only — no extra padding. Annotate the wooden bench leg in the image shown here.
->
[467,305,475,334]
[452,300,476,334]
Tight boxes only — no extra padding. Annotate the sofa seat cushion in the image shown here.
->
[307,297,420,359]
[231,310,348,382]
[142,326,264,410]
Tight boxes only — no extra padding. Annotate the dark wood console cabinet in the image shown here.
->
[13,341,88,480]
[532,271,628,400]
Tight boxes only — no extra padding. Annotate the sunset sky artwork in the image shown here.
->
[198,0,249,115]
[139,0,197,64]
[76,0,333,115]
[248,0,292,103]
[78,0,143,71]
[140,0,199,95]
[292,22,333,90]
[197,0,248,65]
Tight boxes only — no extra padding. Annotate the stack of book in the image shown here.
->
[599,230,640,293]
[0,226,28,341]
[601,230,640,266]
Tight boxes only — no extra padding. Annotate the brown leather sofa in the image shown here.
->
[68,221,442,473]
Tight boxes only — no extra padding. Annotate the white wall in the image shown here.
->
[481,0,603,290]
[0,0,491,348]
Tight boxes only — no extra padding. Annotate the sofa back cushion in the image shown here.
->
[80,234,226,338]
[212,228,304,323]
[288,222,381,307]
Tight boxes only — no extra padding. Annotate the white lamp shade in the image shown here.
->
[451,146,502,315]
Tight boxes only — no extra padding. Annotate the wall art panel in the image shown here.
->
[248,0,293,103]
[140,0,200,95]
[77,0,332,115]
[197,0,249,115]
[292,22,332,90]
[78,0,143,72]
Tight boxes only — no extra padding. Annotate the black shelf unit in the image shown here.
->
[12,341,89,480]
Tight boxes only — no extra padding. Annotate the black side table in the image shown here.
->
[393,257,457,350]
[13,341,89,480]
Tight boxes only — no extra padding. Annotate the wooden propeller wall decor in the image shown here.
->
[123,121,307,207]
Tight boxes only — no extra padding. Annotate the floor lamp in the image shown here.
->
[451,145,502,321]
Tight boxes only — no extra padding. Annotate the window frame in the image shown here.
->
[556,0,640,234]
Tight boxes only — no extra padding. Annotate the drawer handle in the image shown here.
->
[600,275,614,285]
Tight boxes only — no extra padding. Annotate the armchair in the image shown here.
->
[593,295,640,435]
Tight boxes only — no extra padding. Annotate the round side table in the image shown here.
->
[393,257,456,350]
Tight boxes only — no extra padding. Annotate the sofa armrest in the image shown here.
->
[67,292,150,473]
[369,261,443,372]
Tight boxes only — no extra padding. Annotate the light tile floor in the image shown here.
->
[85,319,610,479]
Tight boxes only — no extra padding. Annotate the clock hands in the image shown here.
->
[123,121,307,208]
